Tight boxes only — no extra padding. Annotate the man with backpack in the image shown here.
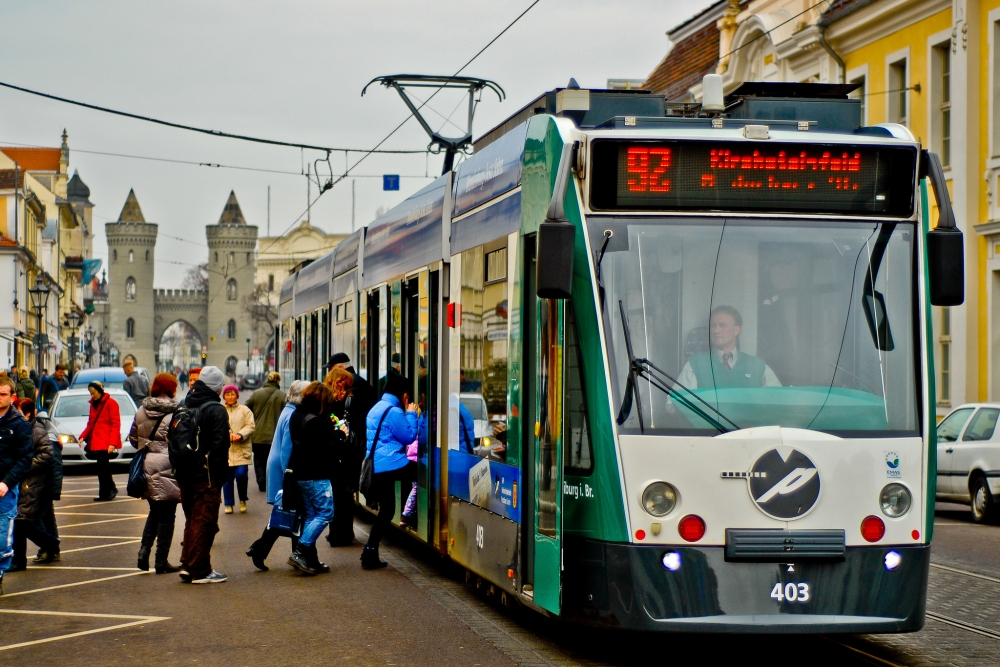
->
[168,366,231,584]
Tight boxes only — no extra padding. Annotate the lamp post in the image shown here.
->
[27,275,51,385]
[84,327,95,368]
[64,309,81,380]
[246,337,251,374]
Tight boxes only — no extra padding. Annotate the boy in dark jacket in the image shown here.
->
[0,376,34,594]
[173,366,231,584]
[10,400,61,570]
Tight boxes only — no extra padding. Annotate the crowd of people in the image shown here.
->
[0,364,70,412]
[0,349,423,592]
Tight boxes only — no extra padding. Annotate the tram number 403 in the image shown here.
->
[771,582,811,603]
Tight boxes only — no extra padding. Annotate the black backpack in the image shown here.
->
[167,406,204,474]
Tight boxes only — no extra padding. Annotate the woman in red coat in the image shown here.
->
[79,381,121,501]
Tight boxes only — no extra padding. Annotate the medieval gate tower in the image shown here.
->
[105,190,258,374]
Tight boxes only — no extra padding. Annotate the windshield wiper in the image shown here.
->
[616,301,738,433]
[595,229,613,311]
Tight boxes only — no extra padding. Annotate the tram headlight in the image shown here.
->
[642,482,678,517]
[879,483,912,518]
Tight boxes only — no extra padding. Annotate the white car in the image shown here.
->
[48,388,139,466]
[936,402,1000,522]
[459,393,490,439]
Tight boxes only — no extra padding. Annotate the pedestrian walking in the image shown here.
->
[123,359,150,406]
[79,381,121,501]
[286,382,343,575]
[129,373,181,574]
[33,401,63,564]
[222,385,255,515]
[38,365,68,412]
[323,367,358,546]
[15,368,35,403]
[171,366,230,584]
[245,380,306,571]
[244,372,285,493]
[10,400,61,570]
[0,376,34,595]
[360,373,418,570]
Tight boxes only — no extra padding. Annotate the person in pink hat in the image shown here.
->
[221,385,255,514]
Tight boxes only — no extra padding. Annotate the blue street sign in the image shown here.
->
[383,174,400,191]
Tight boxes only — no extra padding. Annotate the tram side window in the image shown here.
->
[460,243,509,460]
[564,304,593,474]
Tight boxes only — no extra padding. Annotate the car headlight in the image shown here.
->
[58,434,78,445]
[880,483,911,518]
[642,482,678,517]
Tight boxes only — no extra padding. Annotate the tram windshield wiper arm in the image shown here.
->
[616,301,736,433]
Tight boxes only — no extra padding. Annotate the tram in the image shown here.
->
[279,78,963,632]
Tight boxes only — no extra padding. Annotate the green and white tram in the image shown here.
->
[280,79,963,632]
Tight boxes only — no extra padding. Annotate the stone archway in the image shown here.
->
[157,320,204,375]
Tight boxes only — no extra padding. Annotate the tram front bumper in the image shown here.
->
[562,538,929,633]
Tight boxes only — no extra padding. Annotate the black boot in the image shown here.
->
[153,523,179,574]
[287,545,318,575]
[360,545,387,570]
[246,543,269,571]
[137,544,151,571]
[137,514,157,571]
[304,544,330,573]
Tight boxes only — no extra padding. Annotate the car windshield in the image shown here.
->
[594,217,919,436]
[52,395,135,419]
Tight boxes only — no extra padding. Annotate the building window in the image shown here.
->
[129,249,134,263]
[246,252,251,264]
[228,319,236,339]
[214,252,218,264]
[933,44,951,168]
[268,274,274,292]
[229,252,234,264]
[849,75,866,125]
[939,306,951,403]
[125,277,137,301]
[889,58,907,125]
[145,249,150,261]
[227,279,238,301]
[126,318,135,339]
[113,249,117,261]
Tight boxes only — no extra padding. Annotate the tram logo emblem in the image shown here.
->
[885,451,901,479]
[725,448,821,520]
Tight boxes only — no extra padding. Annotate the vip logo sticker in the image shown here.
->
[885,451,901,479]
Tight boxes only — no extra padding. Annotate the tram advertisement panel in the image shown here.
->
[590,140,917,216]
[448,450,520,522]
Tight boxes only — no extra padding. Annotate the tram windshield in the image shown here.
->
[594,217,919,436]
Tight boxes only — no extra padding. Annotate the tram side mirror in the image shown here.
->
[536,221,575,299]
[927,228,965,306]
[862,291,894,351]
[922,149,965,306]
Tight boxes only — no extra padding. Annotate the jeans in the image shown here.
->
[179,480,221,578]
[366,462,416,551]
[252,443,270,491]
[296,480,334,547]
[92,450,118,498]
[0,487,18,573]
[222,465,249,507]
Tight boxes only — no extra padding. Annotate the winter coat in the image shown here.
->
[123,372,150,406]
[128,397,181,503]
[245,381,285,444]
[49,426,63,501]
[289,406,342,481]
[0,407,33,490]
[265,403,295,504]
[79,393,121,452]
[225,403,255,466]
[15,378,35,400]
[177,381,231,486]
[345,368,376,444]
[17,419,58,521]
[367,393,417,474]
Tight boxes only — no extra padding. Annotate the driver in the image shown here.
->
[676,305,781,389]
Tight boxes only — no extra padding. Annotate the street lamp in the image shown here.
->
[27,275,51,384]
[246,337,251,373]
[64,309,81,380]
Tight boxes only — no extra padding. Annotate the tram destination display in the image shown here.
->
[590,140,917,216]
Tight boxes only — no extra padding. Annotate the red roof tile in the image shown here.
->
[643,21,721,100]
[0,147,61,172]
[0,170,26,189]
[0,235,18,247]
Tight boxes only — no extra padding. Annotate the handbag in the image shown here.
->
[83,396,109,461]
[359,408,391,498]
[126,414,166,498]
[267,491,304,537]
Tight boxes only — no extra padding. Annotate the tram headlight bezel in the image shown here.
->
[879,483,912,518]
[641,482,678,517]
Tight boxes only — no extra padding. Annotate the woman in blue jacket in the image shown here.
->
[361,373,417,570]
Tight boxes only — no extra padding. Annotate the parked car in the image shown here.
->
[47,388,138,466]
[239,373,260,391]
[70,367,128,390]
[936,402,1000,523]
[459,392,490,439]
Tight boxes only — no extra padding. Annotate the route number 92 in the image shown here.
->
[771,582,810,603]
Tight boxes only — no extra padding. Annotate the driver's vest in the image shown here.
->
[689,351,766,389]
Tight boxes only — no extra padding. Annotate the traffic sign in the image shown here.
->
[383,175,400,191]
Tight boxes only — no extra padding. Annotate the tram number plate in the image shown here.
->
[771,582,810,603]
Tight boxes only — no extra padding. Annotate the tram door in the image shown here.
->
[522,237,565,614]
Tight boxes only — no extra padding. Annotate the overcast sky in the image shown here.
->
[1,0,713,288]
